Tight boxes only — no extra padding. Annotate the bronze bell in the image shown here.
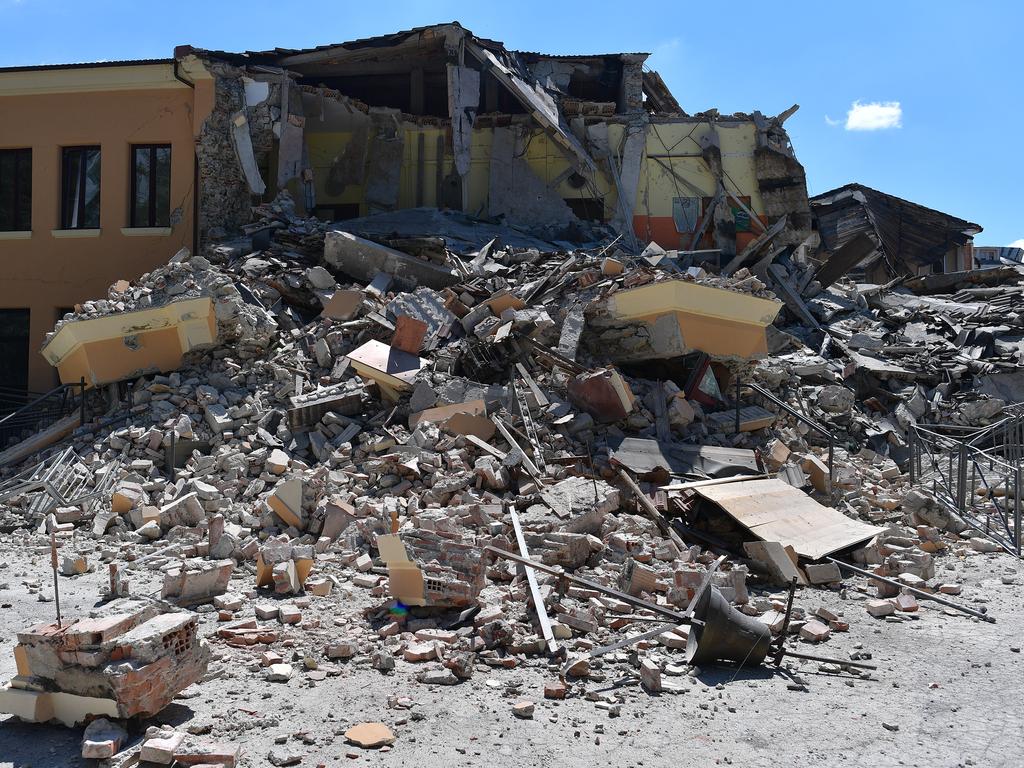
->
[685,586,773,667]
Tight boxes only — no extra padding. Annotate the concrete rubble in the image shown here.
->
[0,181,1020,765]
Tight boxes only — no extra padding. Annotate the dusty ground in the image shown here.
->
[0,536,1020,768]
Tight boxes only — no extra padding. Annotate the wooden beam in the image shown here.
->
[491,416,541,480]
[618,469,686,552]
[515,362,549,408]
[509,507,559,654]
[722,214,788,276]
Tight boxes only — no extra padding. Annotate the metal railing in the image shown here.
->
[735,379,836,488]
[0,445,122,524]
[909,415,1023,556]
[0,378,86,450]
[0,385,49,417]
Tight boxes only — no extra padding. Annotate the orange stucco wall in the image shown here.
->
[0,72,209,392]
[632,215,767,253]
[56,325,186,386]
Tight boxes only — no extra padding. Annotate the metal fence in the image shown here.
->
[0,379,86,451]
[909,411,1024,556]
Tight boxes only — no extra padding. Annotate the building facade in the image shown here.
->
[0,59,213,398]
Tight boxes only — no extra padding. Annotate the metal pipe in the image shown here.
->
[49,532,61,628]
[780,649,877,671]
[734,375,741,435]
[485,546,690,624]
[826,558,995,623]
[1015,466,1022,557]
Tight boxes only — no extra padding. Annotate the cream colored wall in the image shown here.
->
[305,116,766,251]
[0,70,207,392]
[306,124,607,216]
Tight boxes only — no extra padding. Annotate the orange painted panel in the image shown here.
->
[57,325,184,386]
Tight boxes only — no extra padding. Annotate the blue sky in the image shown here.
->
[3,0,1020,246]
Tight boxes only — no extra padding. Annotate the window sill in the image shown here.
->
[120,227,172,237]
[51,229,101,239]
[0,231,31,240]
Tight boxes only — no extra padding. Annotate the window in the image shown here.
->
[130,144,171,228]
[564,197,605,222]
[61,146,101,229]
[0,309,30,414]
[0,149,31,232]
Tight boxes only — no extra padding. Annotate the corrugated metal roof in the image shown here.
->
[514,51,649,58]
[0,58,172,74]
[194,23,477,62]
[189,23,645,65]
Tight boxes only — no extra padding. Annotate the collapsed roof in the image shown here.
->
[810,183,982,282]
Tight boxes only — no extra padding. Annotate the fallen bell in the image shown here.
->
[686,586,772,667]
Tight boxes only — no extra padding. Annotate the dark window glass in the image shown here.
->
[61,146,101,229]
[0,149,31,232]
[131,144,171,227]
[0,309,30,413]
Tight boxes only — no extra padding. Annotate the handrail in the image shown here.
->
[0,378,86,446]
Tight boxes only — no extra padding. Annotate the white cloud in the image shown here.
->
[1009,239,1024,249]
[824,115,840,126]
[844,100,902,131]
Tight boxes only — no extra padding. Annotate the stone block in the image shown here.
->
[865,599,895,618]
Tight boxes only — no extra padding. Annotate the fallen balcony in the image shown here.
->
[40,297,217,387]
[587,279,783,363]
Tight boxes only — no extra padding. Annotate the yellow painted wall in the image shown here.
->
[0,64,212,392]
[305,120,621,219]
[305,116,766,251]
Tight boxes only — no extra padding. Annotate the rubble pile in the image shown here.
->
[0,199,1020,764]
[0,599,209,727]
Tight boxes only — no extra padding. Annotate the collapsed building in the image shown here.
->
[178,22,811,258]
[0,22,811,399]
[0,19,1018,768]
[808,183,982,286]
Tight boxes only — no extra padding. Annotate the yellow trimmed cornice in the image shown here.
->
[0,63,188,96]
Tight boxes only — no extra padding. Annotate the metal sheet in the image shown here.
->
[693,478,883,560]
[608,437,760,478]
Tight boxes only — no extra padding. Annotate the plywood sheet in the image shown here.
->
[346,339,424,390]
[694,478,882,560]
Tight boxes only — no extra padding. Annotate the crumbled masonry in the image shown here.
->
[0,188,1019,765]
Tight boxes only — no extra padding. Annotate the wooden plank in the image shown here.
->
[509,507,559,654]
[466,434,506,459]
[515,362,549,408]
[0,414,80,468]
[694,478,883,560]
[723,214,788,276]
[688,190,721,250]
[768,263,821,330]
[618,469,686,551]
[491,416,541,480]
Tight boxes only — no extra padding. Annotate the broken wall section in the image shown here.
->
[196,61,283,241]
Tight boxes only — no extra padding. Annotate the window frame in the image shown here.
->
[129,144,171,229]
[0,148,32,232]
[60,145,102,230]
